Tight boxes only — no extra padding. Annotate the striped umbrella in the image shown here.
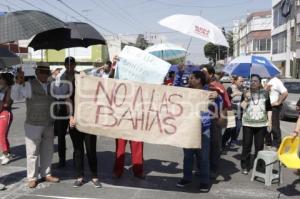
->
[223,55,281,78]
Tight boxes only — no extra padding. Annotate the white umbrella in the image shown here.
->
[159,14,229,47]
[144,43,187,60]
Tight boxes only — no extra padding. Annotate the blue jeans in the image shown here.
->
[210,119,222,173]
[183,129,210,184]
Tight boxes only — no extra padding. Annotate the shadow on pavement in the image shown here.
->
[51,151,204,193]
[277,178,300,197]
[214,157,240,183]
[0,170,26,186]
[7,144,26,163]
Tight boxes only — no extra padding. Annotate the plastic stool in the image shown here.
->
[251,150,282,186]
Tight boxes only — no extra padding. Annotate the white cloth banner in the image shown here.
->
[75,74,211,148]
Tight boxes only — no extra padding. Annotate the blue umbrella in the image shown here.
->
[223,55,281,78]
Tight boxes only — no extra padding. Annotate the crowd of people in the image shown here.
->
[0,57,299,192]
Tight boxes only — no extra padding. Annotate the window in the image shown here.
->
[267,39,271,51]
[252,39,271,52]
[253,40,259,51]
[259,39,267,51]
[273,3,287,28]
[272,32,287,54]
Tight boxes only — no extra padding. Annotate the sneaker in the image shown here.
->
[91,179,102,188]
[241,169,248,175]
[199,183,210,193]
[1,155,10,165]
[176,179,192,188]
[73,179,84,188]
[0,183,5,190]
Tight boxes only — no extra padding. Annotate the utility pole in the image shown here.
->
[293,0,298,78]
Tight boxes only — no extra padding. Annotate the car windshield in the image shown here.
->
[284,82,300,93]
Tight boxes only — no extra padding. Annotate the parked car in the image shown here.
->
[280,79,300,120]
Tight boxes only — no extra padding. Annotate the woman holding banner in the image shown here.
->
[176,71,217,193]
[55,57,101,188]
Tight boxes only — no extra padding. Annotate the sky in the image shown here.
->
[0,0,272,64]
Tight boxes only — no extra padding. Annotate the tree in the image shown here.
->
[204,42,218,64]
[203,27,234,65]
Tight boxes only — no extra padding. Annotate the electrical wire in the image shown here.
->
[20,0,43,11]
[57,0,116,36]
[43,0,82,22]
[148,0,254,9]
[110,0,151,31]
[89,0,140,33]
[6,0,23,10]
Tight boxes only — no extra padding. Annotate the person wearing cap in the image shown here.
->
[10,63,59,188]
[56,57,101,188]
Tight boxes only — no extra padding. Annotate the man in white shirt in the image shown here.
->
[89,61,112,78]
[11,63,59,188]
[265,76,288,149]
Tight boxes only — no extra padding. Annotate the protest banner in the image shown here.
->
[75,74,211,148]
[114,46,171,84]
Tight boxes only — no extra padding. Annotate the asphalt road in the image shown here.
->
[0,102,299,199]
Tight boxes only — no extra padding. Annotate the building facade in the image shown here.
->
[233,11,272,59]
[271,0,300,78]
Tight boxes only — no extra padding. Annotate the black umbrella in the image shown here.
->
[28,22,106,50]
[0,48,21,69]
[0,10,66,44]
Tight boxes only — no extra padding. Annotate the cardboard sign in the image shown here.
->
[74,74,211,148]
[226,110,236,128]
[115,46,171,84]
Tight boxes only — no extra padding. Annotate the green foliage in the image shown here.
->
[203,27,234,65]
